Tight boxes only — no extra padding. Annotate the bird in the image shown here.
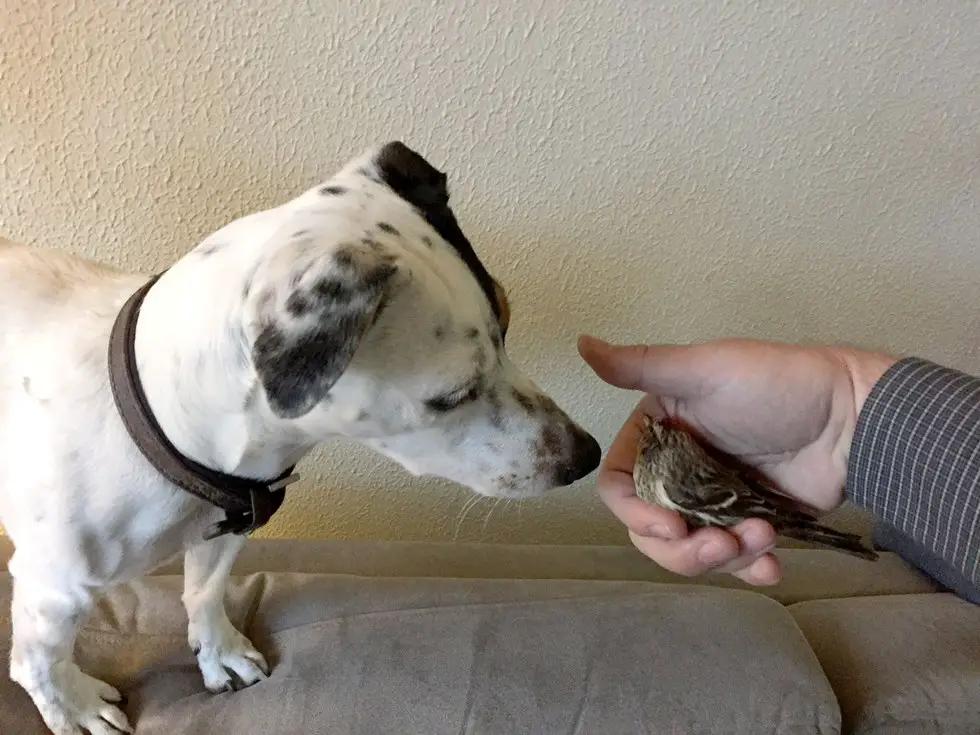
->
[632,414,878,561]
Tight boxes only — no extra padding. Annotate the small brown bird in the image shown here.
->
[633,414,878,561]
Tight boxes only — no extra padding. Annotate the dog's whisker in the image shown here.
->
[481,497,504,537]
[454,493,483,541]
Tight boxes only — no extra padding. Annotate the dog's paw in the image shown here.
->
[191,621,270,693]
[13,661,131,735]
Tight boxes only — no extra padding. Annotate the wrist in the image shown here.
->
[832,346,899,464]
[840,348,900,416]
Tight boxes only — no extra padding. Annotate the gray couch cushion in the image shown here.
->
[791,594,980,734]
[0,571,841,734]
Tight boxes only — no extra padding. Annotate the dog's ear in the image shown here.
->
[249,245,399,419]
[373,141,450,212]
[370,142,506,328]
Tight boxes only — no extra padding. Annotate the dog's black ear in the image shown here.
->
[250,246,399,419]
[373,141,450,212]
[371,141,506,329]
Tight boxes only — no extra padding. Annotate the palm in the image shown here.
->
[656,342,853,512]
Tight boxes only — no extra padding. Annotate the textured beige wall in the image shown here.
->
[2,1,978,546]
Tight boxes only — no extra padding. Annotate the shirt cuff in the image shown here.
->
[846,356,980,591]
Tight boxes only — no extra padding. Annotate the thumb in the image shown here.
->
[577,334,705,397]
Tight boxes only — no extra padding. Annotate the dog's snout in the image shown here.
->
[554,427,601,486]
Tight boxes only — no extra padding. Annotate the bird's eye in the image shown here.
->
[425,383,480,413]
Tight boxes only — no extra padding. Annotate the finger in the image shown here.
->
[627,526,744,577]
[712,518,778,575]
[577,335,706,398]
[732,553,781,586]
[596,398,688,540]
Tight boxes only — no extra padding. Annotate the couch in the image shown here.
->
[1,505,978,734]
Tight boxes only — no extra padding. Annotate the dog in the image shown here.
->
[0,141,601,735]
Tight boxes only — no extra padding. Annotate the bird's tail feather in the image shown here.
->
[776,521,879,561]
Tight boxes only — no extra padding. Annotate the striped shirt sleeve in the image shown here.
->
[846,357,980,592]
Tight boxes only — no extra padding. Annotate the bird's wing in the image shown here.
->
[737,472,817,521]
[670,466,817,525]
[669,466,744,513]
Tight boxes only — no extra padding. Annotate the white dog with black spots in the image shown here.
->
[0,142,600,734]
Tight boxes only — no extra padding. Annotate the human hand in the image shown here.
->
[578,335,896,585]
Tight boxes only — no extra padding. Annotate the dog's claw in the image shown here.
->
[14,662,134,735]
[247,650,271,677]
[192,623,269,693]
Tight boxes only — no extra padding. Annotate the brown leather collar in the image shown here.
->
[108,273,299,540]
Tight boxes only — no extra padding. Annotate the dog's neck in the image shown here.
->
[129,248,315,481]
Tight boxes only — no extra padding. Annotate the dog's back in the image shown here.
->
[0,238,140,379]
[0,240,153,535]
[0,238,135,320]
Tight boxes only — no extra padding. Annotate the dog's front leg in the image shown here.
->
[9,574,132,735]
[182,533,269,693]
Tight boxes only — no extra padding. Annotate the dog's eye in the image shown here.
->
[425,383,480,413]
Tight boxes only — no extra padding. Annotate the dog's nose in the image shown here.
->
[554,428,602,486]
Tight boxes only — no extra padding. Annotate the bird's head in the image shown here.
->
[639,413,668,447]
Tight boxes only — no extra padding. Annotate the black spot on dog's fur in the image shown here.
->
[421,235,433,248]
[333,247,356,270]
[512,389,537,414]
[465,327,479,340]
[377,222,399,236]
[293,229,310,238]
[496,473,519,493]
[313,278,351,302]
[253,322,344,418]
[286,292,314,317]
[243,384,259,410]
[361,236,383,253]
[433,314,451,341]
[363,260,398,290]
[536,394,564,419]
[486,388,504,429]
[320,185,347,196]
[252,258,398,419]
[542,427,563,454]
[198,242,225,257]
[535,426,563,465]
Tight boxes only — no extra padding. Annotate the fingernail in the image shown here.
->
[744,567,778,586]
[580,334,609,348]
[698,541,730,566]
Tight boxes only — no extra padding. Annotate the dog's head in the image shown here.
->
[240,142,600,497]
